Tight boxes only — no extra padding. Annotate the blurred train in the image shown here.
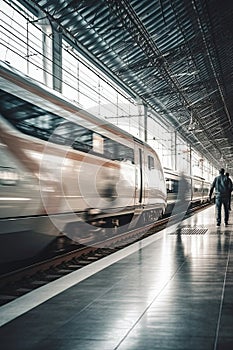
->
[0,62,211,265]
[0,61,167,264]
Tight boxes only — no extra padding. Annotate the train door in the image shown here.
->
[134,143,144,206]
[126,143,143,230]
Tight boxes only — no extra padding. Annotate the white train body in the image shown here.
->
[0,61,166,263]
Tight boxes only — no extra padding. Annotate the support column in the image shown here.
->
[51,23,63,93]
[189,145,192,178]
[174,131,177,171]
[41,19,52,88]
[144,104,148,143]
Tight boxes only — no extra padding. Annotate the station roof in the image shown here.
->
[26,0,233,170]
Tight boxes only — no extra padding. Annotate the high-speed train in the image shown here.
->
[0,61,167,264]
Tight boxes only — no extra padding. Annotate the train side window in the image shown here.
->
[104,138,117,159]
[148,156,154,170]
[193,184,200,193]
[117,143,134,163]
[14,114,63,142]
[0,89,94,153]
[0,89,63,141]
[0,166,18,186]
[104,138,134,163]
[72,125,93,152]
[48,120,93,153]
[0,89,134,161]
[166,178,179,193]
[166,179,173,193]
[173,180,179,193]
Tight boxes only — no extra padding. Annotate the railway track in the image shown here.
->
[0,202,211,306]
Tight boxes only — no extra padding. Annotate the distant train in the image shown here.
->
[164,168,210,215]
[0,61,167,264]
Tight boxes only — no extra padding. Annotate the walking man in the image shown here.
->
[209,168,229,226]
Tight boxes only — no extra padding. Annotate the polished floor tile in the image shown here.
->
[0,205,233,349]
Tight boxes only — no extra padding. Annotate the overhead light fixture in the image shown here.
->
[188,124,196,131]
[187,111,197,131]
[193,129,203,133]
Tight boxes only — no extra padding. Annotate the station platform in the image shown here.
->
[0,204,233,350]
